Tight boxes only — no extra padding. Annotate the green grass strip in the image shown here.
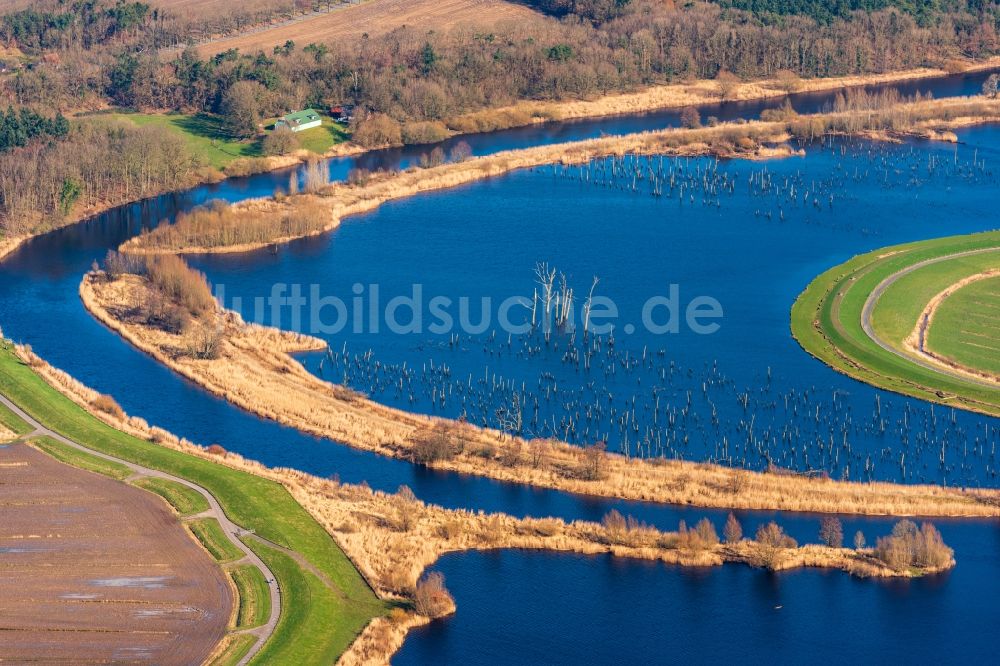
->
[791,231,1000,416]
[208,634,258,666]
[189,518,245,563]
[245,539,384,666]
[230,564,271,629]
[0,341,384,664]
[31,435,131,480]
[90,112,348,170]
[924,275,1000,377]
[132,476,210,516]
[0,401,31,436]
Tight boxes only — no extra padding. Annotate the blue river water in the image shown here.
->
[1,70,999,663]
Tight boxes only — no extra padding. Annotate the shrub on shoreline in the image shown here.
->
[874,520,953,571]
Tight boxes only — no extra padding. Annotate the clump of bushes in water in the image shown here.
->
[144,255,215,318]
[874,520,953,572]
[601,510,720,550]
[413,571,454,618]
[749,521,799,569]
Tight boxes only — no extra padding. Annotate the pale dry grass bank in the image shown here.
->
[0,236,25,262]
[11,343,956,666]
[124,123,800,255]
[488,56,1000,126]
[80,273,1000,517]
[121,196,338,255]
[123,95,1000,257]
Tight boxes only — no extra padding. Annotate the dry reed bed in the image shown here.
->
[11,345,955,666]
[123,124,797,255]
[490,56,1000,126]
[121,195,337,255]
[80,273,1000,517]
[0,236,24,262]
[122,95,1000,258]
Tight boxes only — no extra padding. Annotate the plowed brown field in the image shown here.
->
[0,442,232,664]
[192,0,545,56]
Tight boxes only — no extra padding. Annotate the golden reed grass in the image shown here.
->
[123,95,1000,258]
[80,273,1000,517]
[476,56,1000,127]
[12,343,956,666]
[122,124,797,255]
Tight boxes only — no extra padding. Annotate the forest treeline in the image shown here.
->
[0,119,204,236]
[7,0,1000,115]
[1,0,999,237]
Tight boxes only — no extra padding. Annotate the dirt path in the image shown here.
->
[0,393,280,666]
[860,247,1000,390]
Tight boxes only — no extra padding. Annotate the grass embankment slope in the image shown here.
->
[0,337,965,663]
[792,231,1000,417]
[133,475,211,515]
[0,399,31,439]
[0,340,386,665]
[97,111,348,170]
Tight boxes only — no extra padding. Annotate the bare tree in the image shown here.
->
[819,517,844,548]
[723,512,743,543]
[984,73,1000,99]
[495,392,524,441]
[582,276,599,336]
[534,262,556,341]
[577,441,607,481]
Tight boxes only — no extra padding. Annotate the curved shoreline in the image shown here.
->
[121,96,1000,257]
[792,231,1000,418]
[121,124,798,256]
[2,341,957,666]
[4,61,1000,265]
[862,249,1000,390]
[80,272,1000,517]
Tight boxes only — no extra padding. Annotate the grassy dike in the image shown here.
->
[791,231,1000,417]
[0,340,386,664]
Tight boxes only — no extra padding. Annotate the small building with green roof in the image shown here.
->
[275,109,321,132]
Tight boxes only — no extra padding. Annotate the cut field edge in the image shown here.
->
[790,230,1000,418]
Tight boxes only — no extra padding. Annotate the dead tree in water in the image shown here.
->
[535,262,556,342]
[495,391,524,440]
[582,276,600,337]
[555,272,573,330]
